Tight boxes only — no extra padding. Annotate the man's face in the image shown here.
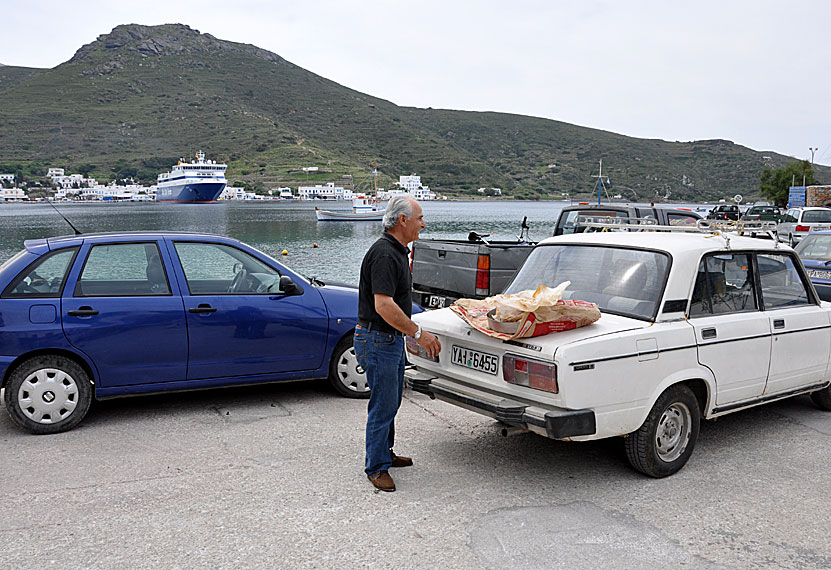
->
[399,200,425,243]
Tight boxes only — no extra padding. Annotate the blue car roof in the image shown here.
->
[24,231,241,254]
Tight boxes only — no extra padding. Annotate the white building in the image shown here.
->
[297,182,351,200]
[47,168,65,177]
[1,188,28,201]
[219,186,246,200]
[52,174,96,189]
[395,173,437,200]
[301,166,319,173]
[0,174,15,185]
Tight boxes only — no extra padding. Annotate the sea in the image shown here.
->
[0,200,710,286]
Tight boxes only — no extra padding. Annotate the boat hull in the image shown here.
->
[156,182,226,203]
[315,208,385,221]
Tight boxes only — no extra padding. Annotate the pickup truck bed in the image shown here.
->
[411,238,532,308]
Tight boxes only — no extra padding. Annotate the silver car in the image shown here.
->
[777,207,831,247]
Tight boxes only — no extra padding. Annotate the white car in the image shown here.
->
[777,206,831,247]
[406,230,831,477]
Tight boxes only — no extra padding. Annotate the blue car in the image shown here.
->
[0,232,372,434]
[794,231,831,302]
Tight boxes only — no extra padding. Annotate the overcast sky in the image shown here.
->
[4,0,830,165]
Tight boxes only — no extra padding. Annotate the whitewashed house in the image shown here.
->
[396,174,437,200]
[1,188,28,201]
[298,182,346,200]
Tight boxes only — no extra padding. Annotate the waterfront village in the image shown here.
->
[0,168,450,203]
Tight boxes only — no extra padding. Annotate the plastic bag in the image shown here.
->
[450,282,600,340]
[489,282,571,322]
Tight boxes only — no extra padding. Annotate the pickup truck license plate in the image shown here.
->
[808,268,831,280]
[451,345,499,375]
[426,294,446,308]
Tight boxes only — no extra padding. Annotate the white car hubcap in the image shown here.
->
[655,402,691,462]
[18,368,78,424]
[336,348,369,394]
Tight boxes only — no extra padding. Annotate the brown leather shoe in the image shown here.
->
[368,470,395,492]
[390,453,413,468]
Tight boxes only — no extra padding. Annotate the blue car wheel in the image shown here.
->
[4,355,93,434]
[328,337,370,399]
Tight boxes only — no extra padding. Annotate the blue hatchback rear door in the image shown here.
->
[61,240,188,387]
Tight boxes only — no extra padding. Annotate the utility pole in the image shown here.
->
[810,147,818,165]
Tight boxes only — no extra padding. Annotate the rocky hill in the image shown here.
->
[0,24,822,200]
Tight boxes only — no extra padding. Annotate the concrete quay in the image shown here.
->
[1,380,830,569]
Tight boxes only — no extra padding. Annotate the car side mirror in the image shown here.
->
[279,275,303,295]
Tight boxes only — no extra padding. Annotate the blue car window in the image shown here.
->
[2,247,78,299]
[75,243,171,297]
[758,254,811,309]
[174,242,282,295]
[796,234,831,260]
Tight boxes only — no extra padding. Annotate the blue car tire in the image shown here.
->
[328,336,370,399]
[4,355,93,434]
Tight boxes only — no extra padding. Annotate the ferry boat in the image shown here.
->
[156,151,227,202]
[315,195,385,221]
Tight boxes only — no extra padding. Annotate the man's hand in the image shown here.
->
[417,330,441,359]
[375,294,441,358]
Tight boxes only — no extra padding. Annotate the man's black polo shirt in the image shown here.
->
[358,232,412,333]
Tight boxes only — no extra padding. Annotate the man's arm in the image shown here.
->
[374,293,441,358]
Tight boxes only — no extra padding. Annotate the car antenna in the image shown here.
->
[44,197,82,235]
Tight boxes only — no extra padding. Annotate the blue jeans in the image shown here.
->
[353,326,406,475]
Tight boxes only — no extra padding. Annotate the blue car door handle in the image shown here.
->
[67,307,99,317]
[189,304,217,314]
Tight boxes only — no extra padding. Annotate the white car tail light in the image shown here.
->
[405,335,439,362]
[503,354,558,393]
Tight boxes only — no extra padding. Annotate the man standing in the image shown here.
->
[355,195,441,492]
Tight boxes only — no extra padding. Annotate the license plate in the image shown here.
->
[451,345,499,375]
[808,269,831,280]
[811,224,830,231]
[426,294,446,308]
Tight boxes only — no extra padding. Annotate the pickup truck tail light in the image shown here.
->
[405,335,439,362]
[796,225,810,232]
[475,254,490,296]
[503,354,558,393]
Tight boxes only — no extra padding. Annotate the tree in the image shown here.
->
[760,160,816,207]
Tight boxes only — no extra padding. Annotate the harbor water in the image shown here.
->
[0,200,574,285]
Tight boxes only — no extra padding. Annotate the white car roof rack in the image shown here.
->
[572,216,781,249]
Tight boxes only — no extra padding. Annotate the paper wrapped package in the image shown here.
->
[450,282,601,341]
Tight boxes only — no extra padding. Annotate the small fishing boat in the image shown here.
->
[315,195,385,221]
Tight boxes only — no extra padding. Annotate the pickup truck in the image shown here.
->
[411,204,700,308]
[406,229,831,477]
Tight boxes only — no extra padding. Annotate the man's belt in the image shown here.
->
[357,320,403,336]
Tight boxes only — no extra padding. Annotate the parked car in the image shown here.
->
[794,230,831,301]
[0,231,385,434]
[706,204,740,221]
[406,230,831,477]
[740,205,781,238]
[777,207,831,246]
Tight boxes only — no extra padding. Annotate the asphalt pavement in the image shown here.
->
[1,379,830,569]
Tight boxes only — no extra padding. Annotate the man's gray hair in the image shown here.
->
[382,195,415,230]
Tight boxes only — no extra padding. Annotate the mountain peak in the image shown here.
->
[69,23,285,66]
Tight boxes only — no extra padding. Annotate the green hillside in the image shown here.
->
[0,24,823,200]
